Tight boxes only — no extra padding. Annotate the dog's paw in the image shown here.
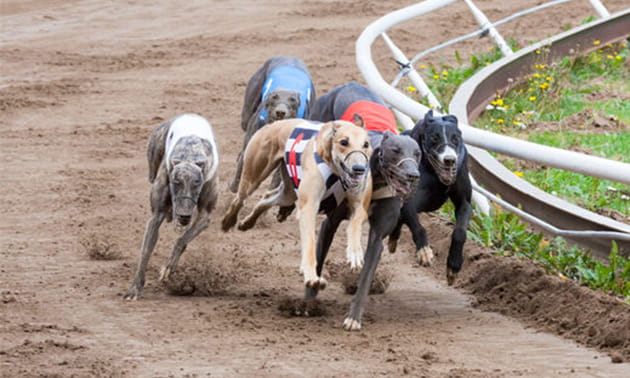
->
[159,265,172,282]
[346,247,364,271]
[416,246,434,267]
[342,317,362,331]
[123,285,142,301]
[304,276,327,290]
[387,237,398,253]
[237,217,256,231]
[446,267,457,286]
[221,215,236,232]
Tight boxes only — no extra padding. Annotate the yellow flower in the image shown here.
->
[513,171,524,177]
[546,76,553,81]
[621,43,627,47]
[607,55,613,59]
[442,71,449,76]
[533,73,541,78]
[419,64,426,69]
[518,89,524,93]
[529,96,536,101]
[616,56,623,61]
[491,98,504,106]
[497,119,504,124]
[539,82,549,90]
[535,50,541,54]
[528,87,534,92]
[406,86,417,93]
[433,74,439,79]
[593,40,601,45]
[485,62,490,66]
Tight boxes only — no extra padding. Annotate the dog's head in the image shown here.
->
[411,110,464,186]
[264,89,301,123]
[317,118,372,191]
[376,131,421,199]
[167,139,214,227]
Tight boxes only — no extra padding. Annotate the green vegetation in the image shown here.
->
[442,202,630,303]
[415,37,630,302]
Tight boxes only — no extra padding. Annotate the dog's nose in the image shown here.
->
[275,109,286,119]
[178,215,192,226]
[443,156,456,167]
[407,170,420,180]
[351,164,367,174]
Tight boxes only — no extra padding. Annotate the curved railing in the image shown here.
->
[355,0,630,258]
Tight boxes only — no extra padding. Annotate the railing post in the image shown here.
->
[464,0,513,56]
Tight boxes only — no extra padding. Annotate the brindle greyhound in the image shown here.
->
[303,131,421,330]
[229,56,315,194]
[124,114,219,300]
[388,110,473,287]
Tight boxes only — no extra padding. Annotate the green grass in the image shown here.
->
[441,202,630,303]
[475,41,630,215]
[421,39,630,302]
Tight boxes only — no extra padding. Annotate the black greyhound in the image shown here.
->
[388,110,473,286]
[304,131,421,331]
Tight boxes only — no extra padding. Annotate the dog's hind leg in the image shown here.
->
[124,211,167,300]
[159,210,211,282]
[238,181,296,231]
[446,197,472,285]
[344,198,400,331]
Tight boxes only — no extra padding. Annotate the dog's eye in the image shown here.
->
[340,139,349,147]
[271,94,279,101]
[451,135,460,144]
[194,179,202,186]
[289,97,297,104]
[363,141,369,149]
[392,148,401,154]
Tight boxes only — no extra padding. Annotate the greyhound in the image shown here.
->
[388,110,473,287]
[229,56,316,194]
[124,114,219,300]
[307,81,398,134]
[303,131,421,330]
[221,118,372,289]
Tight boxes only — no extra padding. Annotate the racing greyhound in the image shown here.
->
[229,56,315,193]
[124,114,219,300]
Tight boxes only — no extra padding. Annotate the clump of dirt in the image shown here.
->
[161,253,246,296]
[277,297,328,317]
[326,260,392,295]
[458,252,630,362]
[80,233,121,261]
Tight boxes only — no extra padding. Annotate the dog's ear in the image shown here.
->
[409,119,425,143]
[443,114,458,125]
[352,113,365,128]
[317,124,335,163]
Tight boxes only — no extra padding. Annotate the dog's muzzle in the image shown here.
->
[427,152,458,186]
[339,150,369,190]
[382,156,420,200]
[173,196,197,226]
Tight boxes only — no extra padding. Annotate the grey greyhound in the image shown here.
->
[303,131,421,330]
[124,113,219,300]
[228,56,316,194]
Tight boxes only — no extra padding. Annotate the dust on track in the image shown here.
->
[1,0,629,376]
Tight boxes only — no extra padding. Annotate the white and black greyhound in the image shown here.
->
[124,113,219,300]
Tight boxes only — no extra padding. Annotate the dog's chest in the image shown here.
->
[284,122,347,214]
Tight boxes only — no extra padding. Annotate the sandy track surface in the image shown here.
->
[1,0,629,376]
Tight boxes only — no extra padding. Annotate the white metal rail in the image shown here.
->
[355,0,630,245]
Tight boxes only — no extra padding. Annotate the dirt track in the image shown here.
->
[1,0,629,376]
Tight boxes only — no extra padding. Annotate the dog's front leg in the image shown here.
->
[344,198,400,331]
[124,211,167,300]
[345,187,370,270]
[159,210,211,282]
[297,197,327,290]
[446,199,472,285]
